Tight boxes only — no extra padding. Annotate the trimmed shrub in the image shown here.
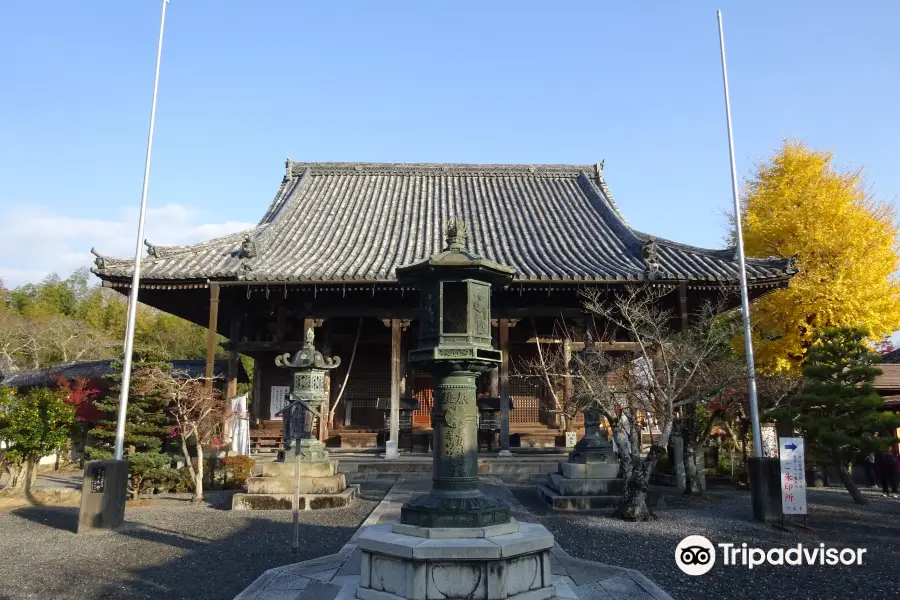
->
[223,455,255,489]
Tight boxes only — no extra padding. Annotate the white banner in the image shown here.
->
[231,395,250,456]
[779,437,807,515]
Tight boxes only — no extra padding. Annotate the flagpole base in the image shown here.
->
[748,457,782,522]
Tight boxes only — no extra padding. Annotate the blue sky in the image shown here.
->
[1,0,898,287]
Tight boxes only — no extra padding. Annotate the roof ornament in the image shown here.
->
[91,248,108,269]
[145,240,162,258]
[445,217,469,250]
[785,254,799,273]
[641,237,661,280]
[90,248,132,271]
[237,261,254,280]
[285,157,295,180]
[240,235,258,259]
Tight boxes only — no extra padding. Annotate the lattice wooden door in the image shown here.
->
[509,376,542,424]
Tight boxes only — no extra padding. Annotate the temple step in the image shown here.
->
[536,484,623,511]
[246,473,348,495]
[232,485,359,511]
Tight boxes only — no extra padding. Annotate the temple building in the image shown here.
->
[91,161,795,451]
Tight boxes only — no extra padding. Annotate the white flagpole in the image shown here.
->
[717,10,763,458]
[114,0,170,460]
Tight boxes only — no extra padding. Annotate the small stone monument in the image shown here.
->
[356,219,560,600]
[232,329,357,510]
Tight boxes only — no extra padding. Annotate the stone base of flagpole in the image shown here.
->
[77,460,128,533]
[748,457,782,522]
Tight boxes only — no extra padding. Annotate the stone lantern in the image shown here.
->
[232,329,357,510]
[356,220,559,600]
[567,331,617,469]
[274,327,341,462]
[537,331,623,511]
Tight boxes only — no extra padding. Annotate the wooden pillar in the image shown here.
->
[499,318,512,455]
[679,281,688,332]
[205,283,221,394]
[490,321,500,397]
[399,326,409,397]
[251,356,262,425]
[275,306,287,342]
[563,337,573,431]
[389,319,402,456]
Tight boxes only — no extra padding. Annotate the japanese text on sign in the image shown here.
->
[779,437,807,515]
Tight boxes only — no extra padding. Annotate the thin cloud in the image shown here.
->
[0,203,254,287]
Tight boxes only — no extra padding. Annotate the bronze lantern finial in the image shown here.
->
[445,217,469,250]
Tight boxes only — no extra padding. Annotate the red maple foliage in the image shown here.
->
[708,387,738,413]
[56,375,103,423]
[875,337,896,355]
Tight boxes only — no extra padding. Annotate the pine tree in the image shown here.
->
[774,327,900,504]
[86,349,174,498]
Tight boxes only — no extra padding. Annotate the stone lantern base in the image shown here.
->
[231,459,358,511]
[537,460,624,511]
[357,520,557,600]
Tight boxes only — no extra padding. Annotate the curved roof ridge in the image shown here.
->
[147,226,264,255]
[259,158,311,225]
[288,161,595,178]
[631,229,793,265]
[575,171,644,254]
[91,225,266,276]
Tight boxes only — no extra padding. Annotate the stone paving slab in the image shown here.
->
[235,477,674,600]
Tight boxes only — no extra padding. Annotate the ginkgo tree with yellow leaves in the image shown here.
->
[741,140,900,374]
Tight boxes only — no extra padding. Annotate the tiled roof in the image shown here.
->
[91,162,796,285]
[0,359,249,389]
[880,348,900,364]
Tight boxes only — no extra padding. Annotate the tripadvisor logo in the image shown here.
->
[675,536,716,575]
[675,536,867,575]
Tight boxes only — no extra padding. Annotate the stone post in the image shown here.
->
[672,427,686,492]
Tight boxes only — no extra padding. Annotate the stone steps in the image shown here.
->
[536,484,623,511]
[335,457,565,484]
[246,473,348,495]
[232,485,358,510]
[546,472,624,496]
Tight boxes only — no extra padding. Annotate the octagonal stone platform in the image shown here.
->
[234,477,674,600]
[357,520,556,600]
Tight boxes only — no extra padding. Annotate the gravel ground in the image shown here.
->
[0,481,393,600]
[511,484,900,600]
